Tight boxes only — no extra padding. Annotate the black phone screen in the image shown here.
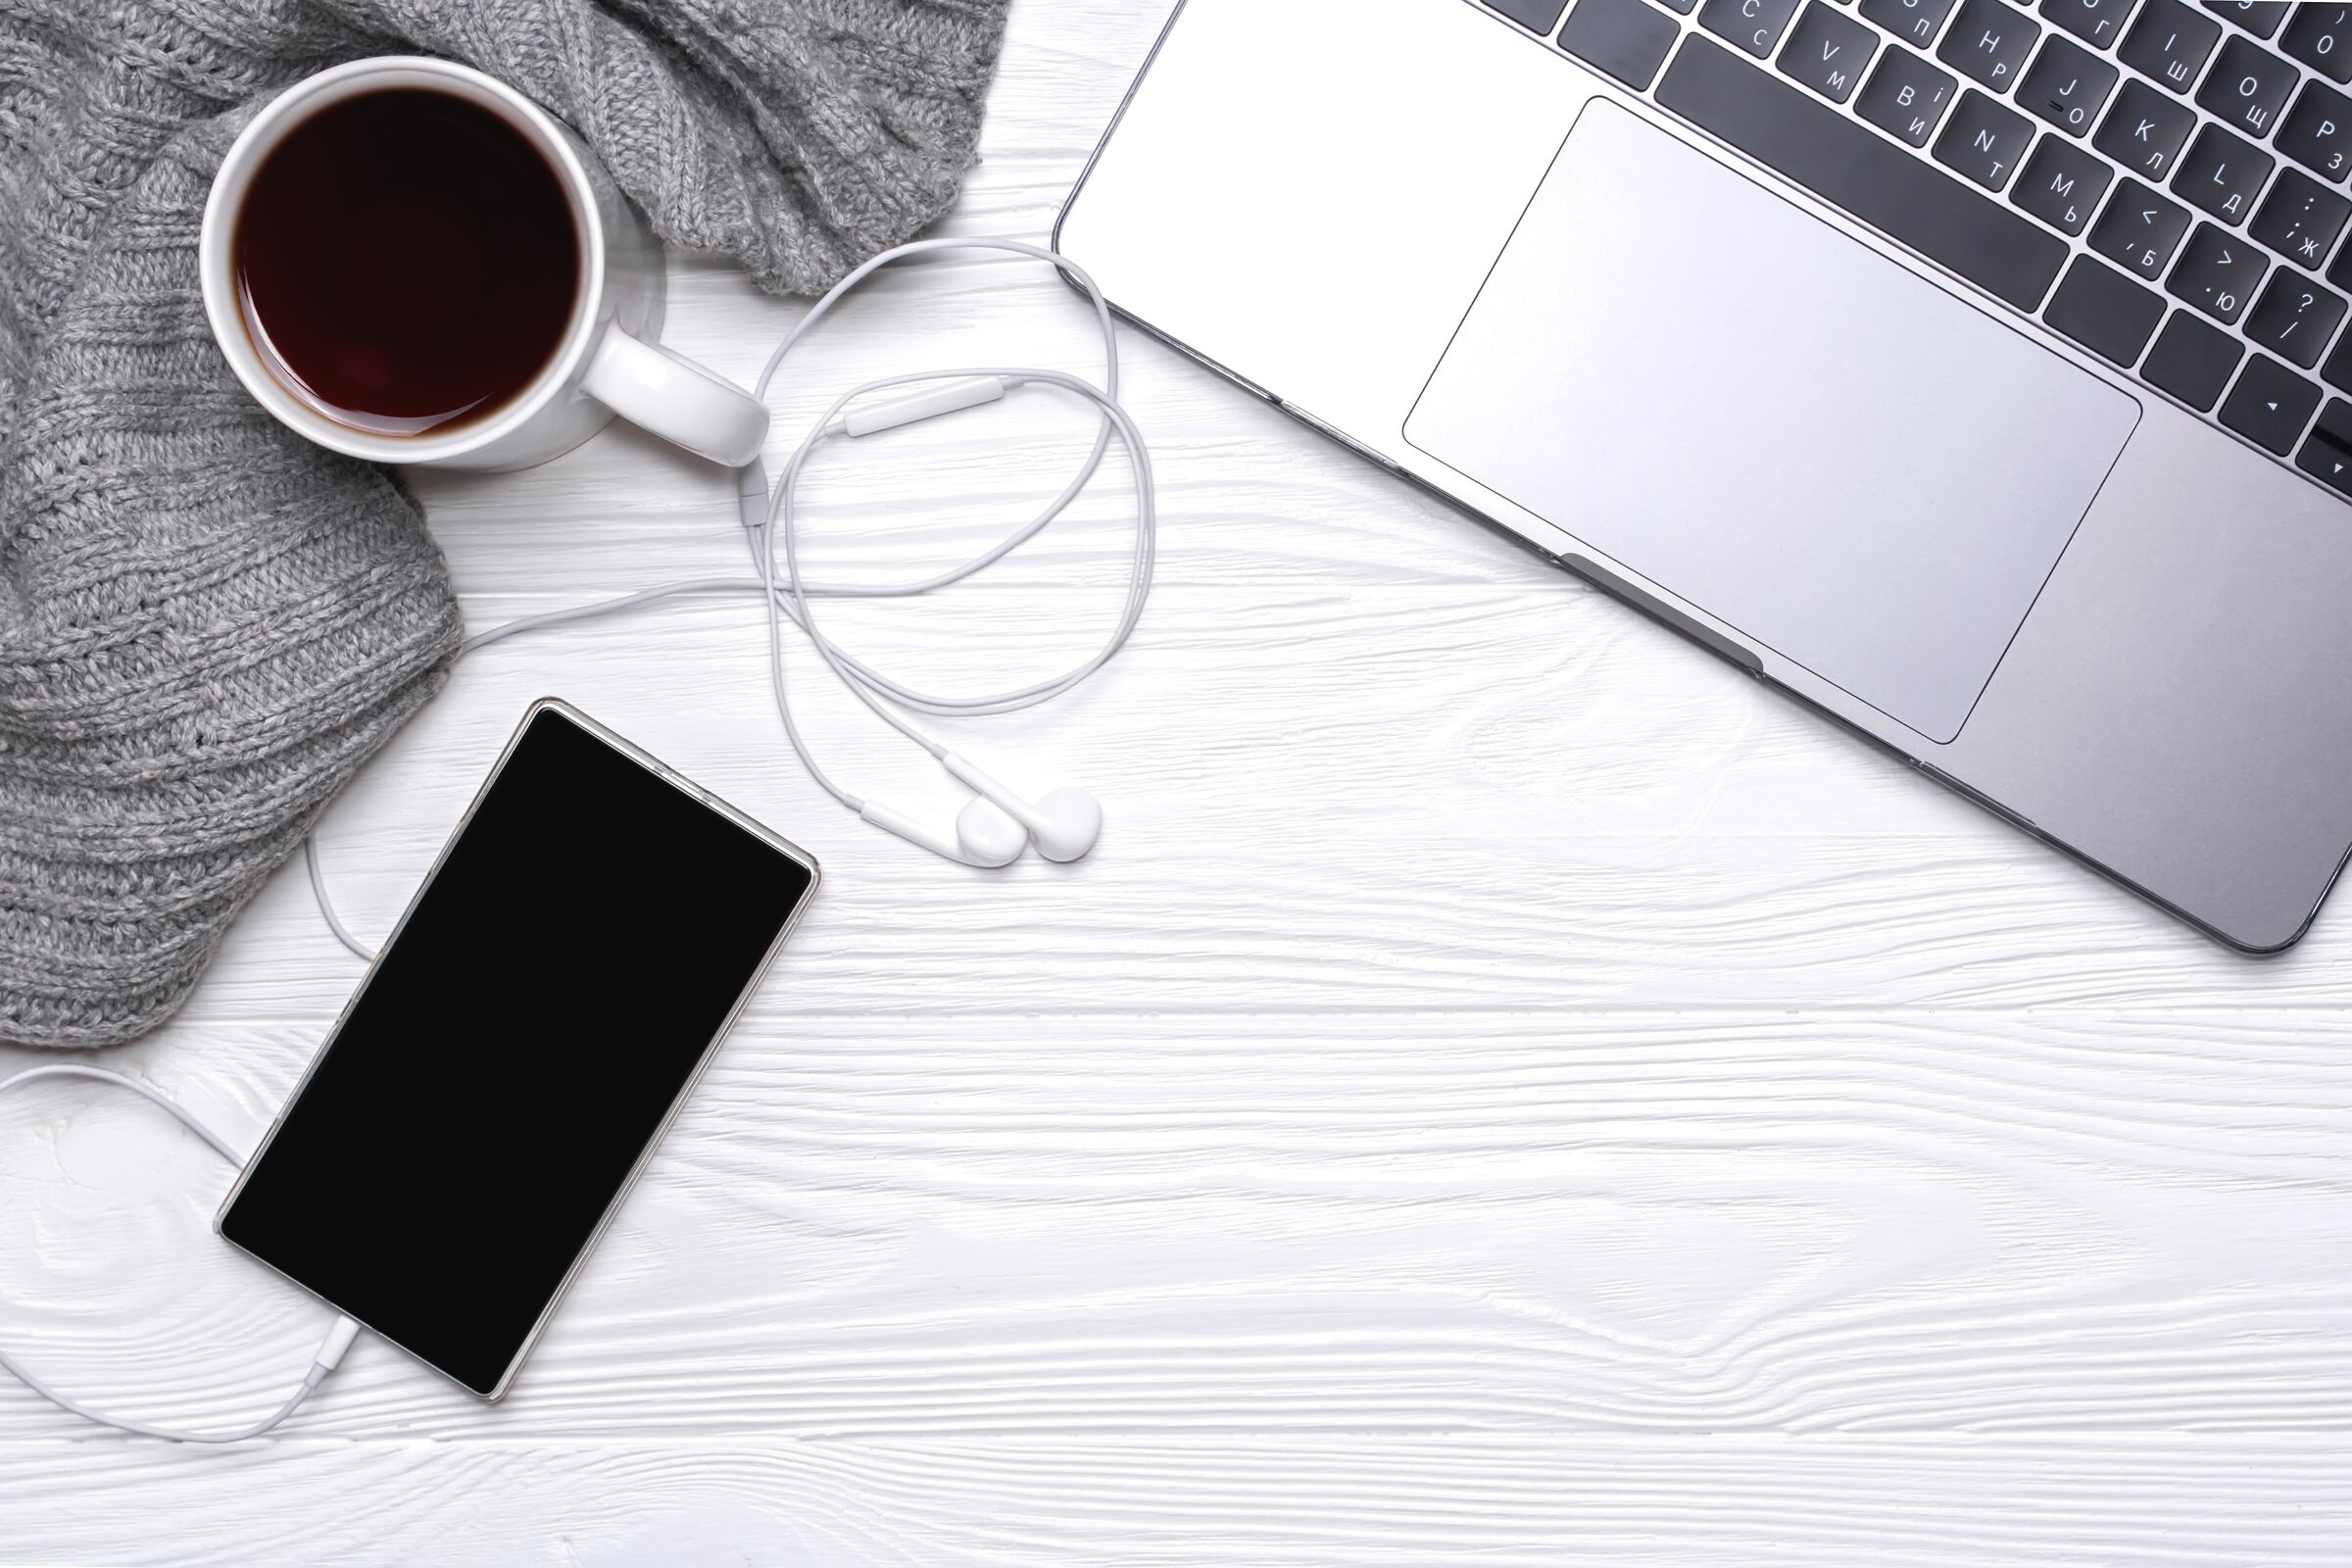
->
[220,704,816,1396]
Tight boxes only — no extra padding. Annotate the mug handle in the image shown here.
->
[580,322,770,467]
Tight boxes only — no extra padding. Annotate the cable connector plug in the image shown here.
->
[310,1316,363,1380]
[737,458,772,533]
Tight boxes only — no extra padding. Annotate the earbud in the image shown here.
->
[858,795,1027,867]
[941,753,1102,862]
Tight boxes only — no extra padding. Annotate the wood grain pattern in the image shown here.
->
[6,1012,2349,1447]
[4,1,2351,1562]
[8,1438,2352,1566]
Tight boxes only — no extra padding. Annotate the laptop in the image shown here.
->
[1056,0,2352,953]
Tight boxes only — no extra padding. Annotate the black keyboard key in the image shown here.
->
[1863,56,1967,154]
[1702,0,1804,56]
[2245,272,2350,365]
[1656,0,1698,11]
[1778,2,1879,100]
[1858,47,1960,142]
[2044,254,2167,363]
[2040,0,2138,50]
[2095,79,2196,177]
[1656,36,2068,308]
[2278,82,2352,183]
[2220,354,2322,451]
[2283,6,2352,83]
[2324,327,2352,390]
[2091,177,2194,274]
[1936,88,2035,187]
[1938,0,2040,89]
[1862,0,1959,47]
[2196,35,2299,137]
[2014,133,2116,231]
[2203,2,2286,41]
[2173,122,2274,224]
[2143,309,2245,405]
[1560,0,1683,88]
[2252,170,2352,268]
[2167,220,2268,319]
[2121,0,2222,91]
[2020,34,2121,133]
[2294,398,2352,492]
[1485,0,1570,31]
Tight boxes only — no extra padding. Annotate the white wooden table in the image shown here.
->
[7,5,2352,1562]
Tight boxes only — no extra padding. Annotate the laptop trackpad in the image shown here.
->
[1404,100,2139,743]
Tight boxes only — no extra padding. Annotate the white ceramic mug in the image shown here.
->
[200,56,769,472]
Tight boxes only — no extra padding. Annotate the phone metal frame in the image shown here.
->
[214,696,822,1402]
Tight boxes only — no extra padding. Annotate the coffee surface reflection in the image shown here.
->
[233,87,581,436]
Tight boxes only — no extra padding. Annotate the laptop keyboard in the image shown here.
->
[1479,0,2352,496]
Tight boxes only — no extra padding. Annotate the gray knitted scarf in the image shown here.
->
[0,0,1007,1048]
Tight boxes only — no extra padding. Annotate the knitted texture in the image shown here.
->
[0,0,1008,1048]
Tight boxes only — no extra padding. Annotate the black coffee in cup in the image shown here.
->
[232,87,581,437]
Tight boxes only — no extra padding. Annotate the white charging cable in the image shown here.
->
[0,1064,361,1441]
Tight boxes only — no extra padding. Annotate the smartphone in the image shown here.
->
[218,699,819,1399]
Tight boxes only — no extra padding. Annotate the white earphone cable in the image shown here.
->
[743,237,1152,742]
[306,833,378,962]
[310,237,1152,937]
[0,1064,361,1442]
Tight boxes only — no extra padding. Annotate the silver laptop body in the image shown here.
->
[1057,0,2352,952]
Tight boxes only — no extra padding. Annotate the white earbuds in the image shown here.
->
[858,793,1029,868]
[942,754,1102,863]
[859,765,1102,868]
